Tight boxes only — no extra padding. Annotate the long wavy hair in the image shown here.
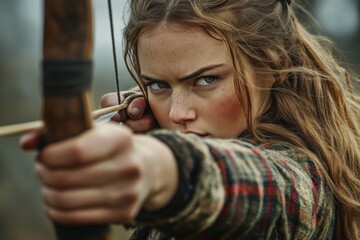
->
[123,0,360,239]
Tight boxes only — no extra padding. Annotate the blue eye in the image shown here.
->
[195,76,218,87]
[146,81,169,91]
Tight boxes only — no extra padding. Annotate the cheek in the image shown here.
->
[208,94,246,133]
[208,80,245,123]
[212,95,243,118]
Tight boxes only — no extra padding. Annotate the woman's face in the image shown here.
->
[138,24,253,138]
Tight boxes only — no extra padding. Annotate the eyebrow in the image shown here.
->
[141,64,225,82]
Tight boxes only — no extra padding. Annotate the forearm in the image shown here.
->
[134,130,333,239]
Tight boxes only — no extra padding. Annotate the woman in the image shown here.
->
[22,0,360,239]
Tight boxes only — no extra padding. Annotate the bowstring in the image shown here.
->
[107,0,122,105]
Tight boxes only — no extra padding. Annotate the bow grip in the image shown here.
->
[42,0,111,239]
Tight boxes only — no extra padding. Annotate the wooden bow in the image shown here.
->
[42,0,111,239]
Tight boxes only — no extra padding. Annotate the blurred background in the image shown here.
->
[0,0,359,239]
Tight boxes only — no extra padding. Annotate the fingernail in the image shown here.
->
[131,107,141,118]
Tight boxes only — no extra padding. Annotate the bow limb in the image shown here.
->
[42,0,111,239]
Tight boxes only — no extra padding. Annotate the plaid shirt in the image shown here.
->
[131,130,335,240]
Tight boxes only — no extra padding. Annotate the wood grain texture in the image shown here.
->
[42,0,111,239]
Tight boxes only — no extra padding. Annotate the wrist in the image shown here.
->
[135,135,178,211]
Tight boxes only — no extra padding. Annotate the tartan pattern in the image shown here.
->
[132,130,335,239]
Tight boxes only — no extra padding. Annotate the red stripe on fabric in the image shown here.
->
[280,160,298,217]
[251,148,279,232]
[224,182,260,195]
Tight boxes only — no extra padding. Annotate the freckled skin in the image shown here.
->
[138,24,253,138]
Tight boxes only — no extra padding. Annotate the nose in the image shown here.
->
[168,90,196,124]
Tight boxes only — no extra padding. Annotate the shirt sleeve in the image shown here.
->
[134,130,335,239]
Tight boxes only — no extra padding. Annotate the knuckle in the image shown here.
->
[43,189,67,208]
[71,140,86,164]
[100,94,110,107]
[100,92,116,107]
[117,155,143,179]
[127,162,142,180]
[130,96,146,108]
[124,189,140,204]
[110,190,139,208]
[109,193,121,207]
[114,159,141,180]
[51,171,69,188]
[122,209,137,222]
